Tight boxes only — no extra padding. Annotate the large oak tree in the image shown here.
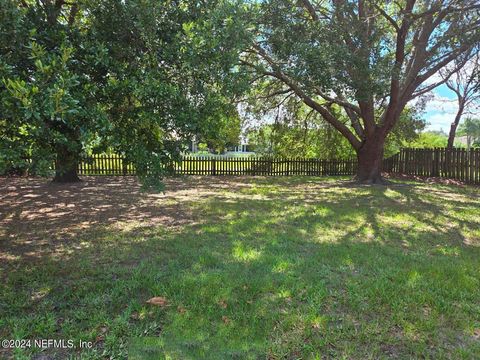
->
[243,0,480,183]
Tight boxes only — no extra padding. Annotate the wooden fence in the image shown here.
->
[72,155,358,176]
[20,149,480,184]
[76,154,136,176]
[175,156,357,176]
[384,148,480,185]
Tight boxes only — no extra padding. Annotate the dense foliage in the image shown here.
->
[0,0,250,187]
[405,131,448,148]
[244,94,425,159]
[240,0,480,182]
[2,0,480,185]
[458,117,480,148]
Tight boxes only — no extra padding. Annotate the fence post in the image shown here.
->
[431,148,437,177]
[211,158,216,176]
[469,148,474,184]
[122,158,127,176]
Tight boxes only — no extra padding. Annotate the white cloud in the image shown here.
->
[421,92,480,132]
[422,70,443,86]
[425,113,455,132]
[425,95,458,113]
[412,91,458,132]
[421,54,480,132]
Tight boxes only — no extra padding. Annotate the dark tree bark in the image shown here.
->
[53,146,81,183]
[355,135,387,184]
[447,102,465,149]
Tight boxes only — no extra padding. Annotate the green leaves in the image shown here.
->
[458,118,480,147]
[1,0,249,184]
[92,0,250,183]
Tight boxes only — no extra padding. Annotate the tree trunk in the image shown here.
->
[447,102,464,149]
[355,137,387,184]
[53,147,81,183]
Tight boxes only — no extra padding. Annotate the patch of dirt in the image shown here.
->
[385,173,479,187]
[0,176,207,268]
[0,176,309,269]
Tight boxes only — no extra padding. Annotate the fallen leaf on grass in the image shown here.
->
[218,300,228,309]
[146,297,169,307]
[473,329,480,340]
[95,326,108,344]
[222,316,231,324]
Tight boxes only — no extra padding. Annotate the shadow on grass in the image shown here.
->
[0,176,479,359]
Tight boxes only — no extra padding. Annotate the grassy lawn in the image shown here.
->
[1,176,479,359]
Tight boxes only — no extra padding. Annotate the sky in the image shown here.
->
[422,84,459,133]
[422,63,480,133]
[424,85,480,133]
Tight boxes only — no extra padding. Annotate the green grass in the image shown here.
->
[1,177,480,359]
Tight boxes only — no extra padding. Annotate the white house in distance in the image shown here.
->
[231,144,250,153]
[188,137,255,155]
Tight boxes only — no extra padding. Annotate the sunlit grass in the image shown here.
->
[1,177,479,359]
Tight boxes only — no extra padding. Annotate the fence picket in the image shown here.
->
[386,147,480,184]
[18,149,480,184]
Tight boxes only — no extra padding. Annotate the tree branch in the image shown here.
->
[253,45,362,149]
[256,88,294,100]
[68,3,78,27]
[298,0,319,21]
[314,87,361,114]
[373,3,400,32]
[381,0,416,130]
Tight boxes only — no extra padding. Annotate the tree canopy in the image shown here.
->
[458,117,480,148]
[244,97,425,159]
[241,0,480,182]
[1,0,480,185]
[0,0,250,188]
